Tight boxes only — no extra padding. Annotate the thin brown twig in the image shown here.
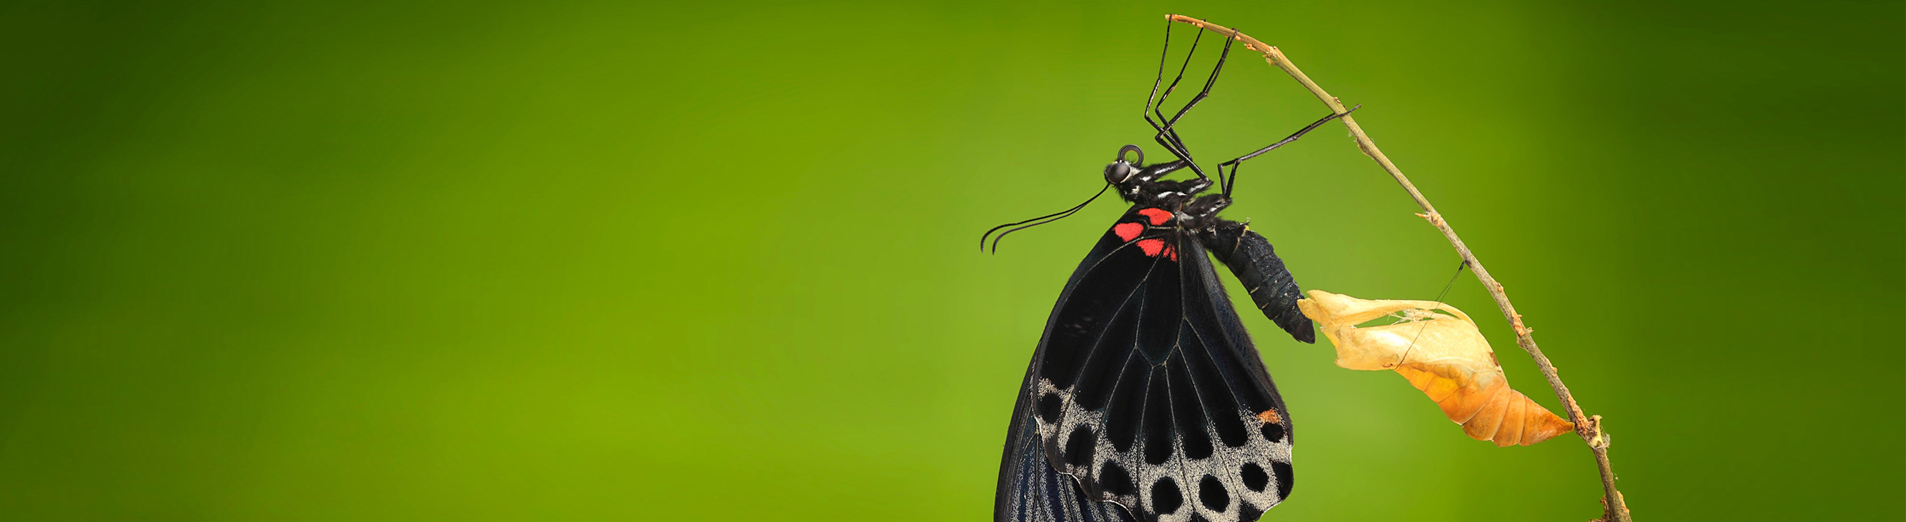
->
[1165,14,1632,522]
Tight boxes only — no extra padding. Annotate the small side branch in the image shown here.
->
[1166,14,1631,522]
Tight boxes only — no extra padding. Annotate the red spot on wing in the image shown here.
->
[1114,222,1143,242]
[1136,239,1166,257]
[1164,244,1178,261]
[1137,208,1173,226]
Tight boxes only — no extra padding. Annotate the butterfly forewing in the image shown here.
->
[1015,205,1294,522]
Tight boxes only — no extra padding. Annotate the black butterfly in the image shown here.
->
[989,22,1352,522]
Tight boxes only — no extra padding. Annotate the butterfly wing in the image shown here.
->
[1004,205,1295,522]
[997,363,1137,522]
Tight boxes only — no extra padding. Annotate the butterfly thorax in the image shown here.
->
[1105,156,1236,233]
[1116,181,1234,235]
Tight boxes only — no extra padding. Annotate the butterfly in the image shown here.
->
[988,21,1352,522]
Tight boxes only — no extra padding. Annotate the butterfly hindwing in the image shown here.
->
[1011,205,1295,522]
[997,363,1137,522]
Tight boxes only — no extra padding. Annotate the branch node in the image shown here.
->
[1585,414,1609,448]
[1593,494,1631,522]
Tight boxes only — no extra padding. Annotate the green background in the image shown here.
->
[2,0,1900,520]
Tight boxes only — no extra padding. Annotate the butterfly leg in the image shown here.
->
[1156,27,1237,137]
[1214,106,1358,199]
[1142,18,1198,149]
[1144,26,1241,192]
[1140,22,1208,180]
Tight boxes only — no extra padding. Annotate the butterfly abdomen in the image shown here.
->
[1201,220,1316,344]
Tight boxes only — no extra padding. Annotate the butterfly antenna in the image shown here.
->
[1395,259,1470,367]
[982,183,1112,254]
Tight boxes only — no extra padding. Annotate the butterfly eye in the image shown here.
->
[1105,145,1145,184]
[1103,162,1137,184]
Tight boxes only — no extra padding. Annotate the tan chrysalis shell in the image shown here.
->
[1297,290,1575,446]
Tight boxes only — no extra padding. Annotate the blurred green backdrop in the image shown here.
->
[2,0,1900,520]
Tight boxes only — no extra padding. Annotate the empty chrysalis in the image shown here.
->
[1297,290,1575,446]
